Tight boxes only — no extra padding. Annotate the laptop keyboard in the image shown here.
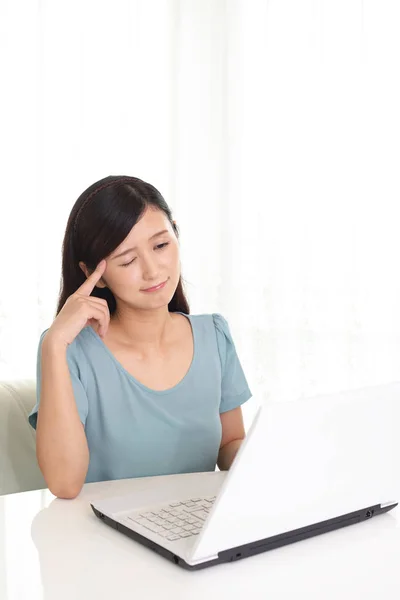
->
[124,495,216,542]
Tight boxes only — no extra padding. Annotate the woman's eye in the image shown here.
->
[120,243,169,267]
[121,258,136,267]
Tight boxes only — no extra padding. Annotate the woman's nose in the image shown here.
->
[141,253,160,280]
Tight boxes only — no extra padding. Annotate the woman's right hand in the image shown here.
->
[45,260,110,348]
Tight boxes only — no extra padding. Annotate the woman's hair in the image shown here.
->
[56,175,190,316]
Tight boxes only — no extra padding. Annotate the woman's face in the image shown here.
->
[100,207,181,310]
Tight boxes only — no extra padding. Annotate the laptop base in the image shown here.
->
[91,501,397,571]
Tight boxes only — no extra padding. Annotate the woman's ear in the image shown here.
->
[78,261,89,278]
[78,261,107,288]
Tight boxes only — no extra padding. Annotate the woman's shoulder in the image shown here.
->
[184,313,239,376]
[181,311,226,322]
[179,312,233,347]
[184,311,230,332]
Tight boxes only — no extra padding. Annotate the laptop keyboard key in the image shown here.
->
[143,522,163,533]
[128,516,147,526]
[182,506,202,514]
[159,530,171,538]
[170,527,184,534]
[190,510,209,521]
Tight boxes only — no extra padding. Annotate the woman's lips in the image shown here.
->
[141,279,168,292]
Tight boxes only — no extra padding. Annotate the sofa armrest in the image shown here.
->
[0,379,46,495]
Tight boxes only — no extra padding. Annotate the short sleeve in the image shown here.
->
[28,330,89,430]
[212,313,252,414]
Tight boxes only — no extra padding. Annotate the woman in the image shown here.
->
[28,175,252,499]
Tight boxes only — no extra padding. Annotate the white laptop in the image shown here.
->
[91,381,400,570]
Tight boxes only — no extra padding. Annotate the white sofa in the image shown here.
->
[0,379,46,496]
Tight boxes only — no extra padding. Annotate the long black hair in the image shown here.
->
[56,175,190,316]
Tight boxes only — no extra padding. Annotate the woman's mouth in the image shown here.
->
[140,279,168,293]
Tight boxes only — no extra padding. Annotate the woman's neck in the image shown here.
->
[108,306,176,353]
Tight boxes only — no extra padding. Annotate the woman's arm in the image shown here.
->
[36,334,89,499]
[217,406,246,470]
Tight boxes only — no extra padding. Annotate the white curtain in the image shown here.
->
[0,0,399,429]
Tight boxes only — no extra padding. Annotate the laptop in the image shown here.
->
[91,381,400,570]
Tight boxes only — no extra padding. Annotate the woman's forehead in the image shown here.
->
[129,207,170,239]
[109,208,171,258]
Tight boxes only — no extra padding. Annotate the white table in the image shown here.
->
[1,473,399,600]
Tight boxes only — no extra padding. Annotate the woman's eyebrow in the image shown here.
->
[111,230,169,260]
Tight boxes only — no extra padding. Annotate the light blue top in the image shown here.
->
[28,312,252,484]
